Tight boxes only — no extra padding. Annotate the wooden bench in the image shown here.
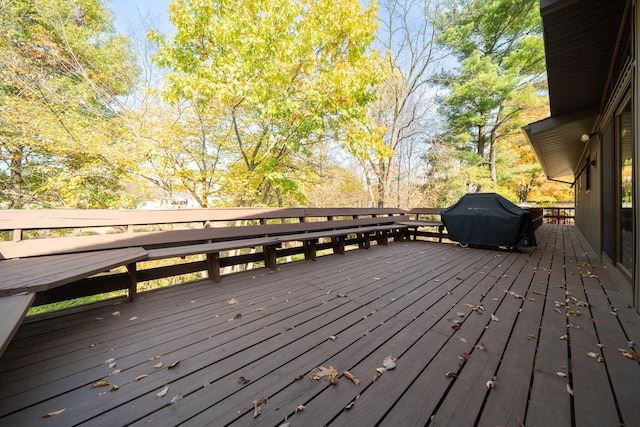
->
[401,208,447,242]
[0,247,148,358]
[0,208,410,357]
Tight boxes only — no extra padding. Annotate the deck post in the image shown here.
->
[207,252,221,282]
[127,262,138,301]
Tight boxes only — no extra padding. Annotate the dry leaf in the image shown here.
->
[527,334,537,340]
[451,324,461,330]
[474,343,486,351]
[157,385,169,398]
[587,352,599,358]
[170,394,183,404]
[383,355,397,370]
[567,310,582,317]
[238,376,251,385]
[168,360,180,369]
[374,367,386,381]
[566,383,574,396]
[560,335,569,340]
[294,374,304,381]
[154,362,164,369]
[135,374,148,381]
[345,394,360,409]
[618,348,640,362]
[458,336,469,343]
[329,335,337,341]
[253,394,268,418]
[234,313,242,319]
[344,371,361,385]
[228,298,238,305]
[255,307,265,312]
[91,380,110,388]
[491,314,499,322]
[42,408,65,418]
[148,355,161,361]
[295,405,305,413]
[109,369,121,376]
[445,371,458,378]
[310,366,339,382]
[486,377,497,389]
[337,293,348,298]
[556,372,567,378]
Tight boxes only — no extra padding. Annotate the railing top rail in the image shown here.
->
[0,207,408,231]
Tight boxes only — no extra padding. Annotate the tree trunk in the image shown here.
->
[489,130,497,189]
[477,125,486,157]
[9,145,24,209]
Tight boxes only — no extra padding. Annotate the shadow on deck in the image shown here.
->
[0,224,639,427]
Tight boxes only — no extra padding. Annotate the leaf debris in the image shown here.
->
[157,385,170,398]
[42,408,65,418]
[344,371,360,385]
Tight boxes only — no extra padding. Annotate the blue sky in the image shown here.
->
[109,0,173,34]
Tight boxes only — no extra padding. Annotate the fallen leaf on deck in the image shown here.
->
[238,376,251,385]
[157,385,169,398]
[109,369,121,376]
[228,298,238,305]
[310,366,339,382]
[618,348,640,362]
[294,374,304,381]
[345,394,360,409]
[458,336,469,343]
[170,394,183,404]
[486,377,496,389]
[329,335,337,341]
[253,394,268,418]
[154,362,164,369]
[374,367,386,381]
[459,352,470,361]
[295,404,305,413]
[505,290,524,299]
[527,334,537,340]
[42,408,65,418]
[567,310,582,317]
[597,356,604,362]
[560,335,569,340]
[110,384,119,391]
[337,293,348,298]
[383,355,397,370]
[148,355,161,361]
[130,317,138,321]
[445,371,458,378]
[451,324,461,330]
[91,380,110,388]
[344,371,360,385]
[112,311,120,316]
[234,313,242,319]
[587,352,599,358]
[255,307,265,312]
[576,301,589,307]
[105,358,115,364]
[566,383,574,395]
[532,291,546,296]
[168,360,180,369]
[135,374,148,381]
[474,343,486,351]
[556,372,567,378]
[491,314,499,322]
[457,312,465,317]
[108,362,117,368]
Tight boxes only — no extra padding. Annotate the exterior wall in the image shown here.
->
[575,138,602,256]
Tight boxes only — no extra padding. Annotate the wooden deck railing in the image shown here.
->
[543,206,575,225]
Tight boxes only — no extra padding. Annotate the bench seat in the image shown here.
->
[396,220,446,242]
[0,247,149,297]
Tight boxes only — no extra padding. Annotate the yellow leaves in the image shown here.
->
[309,366,339,384]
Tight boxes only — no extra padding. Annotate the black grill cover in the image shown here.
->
[441,193,537,248]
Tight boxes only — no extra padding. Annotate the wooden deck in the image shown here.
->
[0,224,639,427]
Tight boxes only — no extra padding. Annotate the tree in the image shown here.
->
[349,0,449,208]
[435,0,546,191]
[150,0,381,207]
[0,0,140,208]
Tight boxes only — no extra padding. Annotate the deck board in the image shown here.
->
[0,224,639,427]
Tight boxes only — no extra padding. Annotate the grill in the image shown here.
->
[441,193,537,248]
